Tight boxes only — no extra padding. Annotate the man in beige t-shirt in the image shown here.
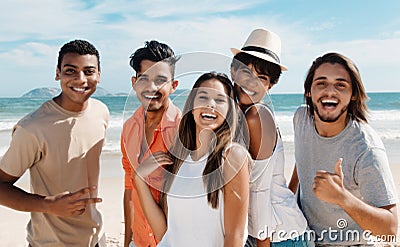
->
[0,40,109,247]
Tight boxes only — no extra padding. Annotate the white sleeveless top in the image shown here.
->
[158,143,248,247]
[158,152,225,247]
[246,104,307,242]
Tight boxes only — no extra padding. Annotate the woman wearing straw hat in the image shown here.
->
[231,28,309,247]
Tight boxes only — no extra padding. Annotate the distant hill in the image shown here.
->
[112,92,130,96]
[21,87,125,98]
[93,87,112,97]
[22,87,61,98]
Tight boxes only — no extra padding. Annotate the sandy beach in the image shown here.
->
[1,146,400,246]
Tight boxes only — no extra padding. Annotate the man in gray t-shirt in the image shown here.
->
[289,52,398,246]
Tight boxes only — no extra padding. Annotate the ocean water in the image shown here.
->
[1,92,399,163]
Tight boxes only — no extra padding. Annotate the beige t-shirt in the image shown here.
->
[0,98,109,247]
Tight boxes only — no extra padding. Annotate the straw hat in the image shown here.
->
[231,28,288,71]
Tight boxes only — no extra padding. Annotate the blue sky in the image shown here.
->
[1,0,400,97]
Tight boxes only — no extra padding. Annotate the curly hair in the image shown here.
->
[129,40,178,78]
[57,39,100,70]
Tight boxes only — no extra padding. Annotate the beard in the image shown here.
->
[141,95,167,112]
[143,102,165,112]
[313,103,349,123]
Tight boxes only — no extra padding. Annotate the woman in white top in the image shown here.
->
[134,72,251,247]
[231,28,308,247]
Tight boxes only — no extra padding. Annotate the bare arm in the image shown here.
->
[0,169,43,211]
[339,192,397,236]
[0,169,101,217]
[133,152,172,241]
[288,164,299,194]
[313,159,398,236]
[245,106,276,160]
[223,145,250,247]
[123,189,133,247]
[134,174,167,241]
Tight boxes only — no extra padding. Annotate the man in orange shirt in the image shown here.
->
[121,40,181,247]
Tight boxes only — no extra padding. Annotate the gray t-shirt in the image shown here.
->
[294,106,398,246]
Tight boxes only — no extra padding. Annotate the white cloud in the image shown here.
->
[277,36,400,93]
[92,0,266,18]
[1,0,399,96]
[307,20,336,32]
[0,42,56,66]
[140,0,263,18]
[0,0,98,42]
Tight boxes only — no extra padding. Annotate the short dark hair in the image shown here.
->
[57,40,100,71]
[129,40,177,78]
[304,52,369,123]
[231,52,282,85]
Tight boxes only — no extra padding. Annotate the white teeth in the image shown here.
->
[201,113,216,119]
[144,95,159,99]
[72,87,86,92]
[322,99,338,104]
[242,88,255,96]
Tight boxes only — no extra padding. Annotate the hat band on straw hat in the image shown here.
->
[242,46,280,63]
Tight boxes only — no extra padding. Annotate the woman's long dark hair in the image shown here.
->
[161,72,238,210]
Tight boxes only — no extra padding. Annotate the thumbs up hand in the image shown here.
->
[313,158,346,205]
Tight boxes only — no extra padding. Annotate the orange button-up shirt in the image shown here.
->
[121,101,181,247]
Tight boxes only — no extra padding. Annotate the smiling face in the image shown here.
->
[234,64,271,107]
[310,62,354,124]
[55,53,100,112]
[192,79,230,132]
[132,59,177,112]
